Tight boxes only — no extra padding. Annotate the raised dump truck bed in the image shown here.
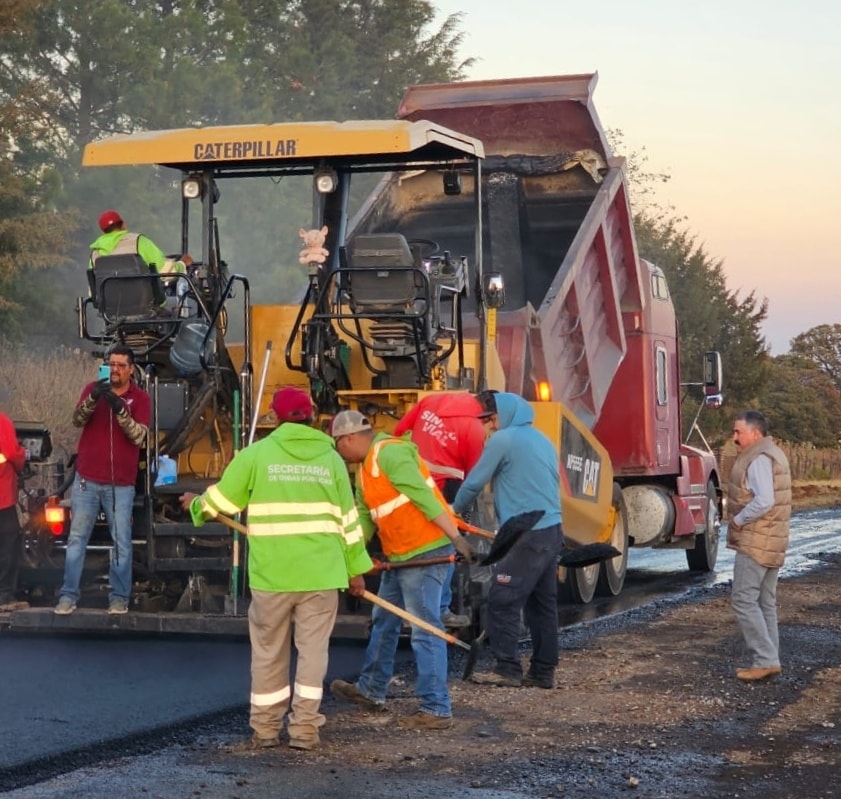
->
[349,74,642,429]
[347,74,721,602]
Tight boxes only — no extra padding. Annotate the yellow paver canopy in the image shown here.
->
[83,120,484,171]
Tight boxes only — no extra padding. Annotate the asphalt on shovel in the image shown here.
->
[457,512,621,568]
[456,510,545,566]
[365,510,551,678]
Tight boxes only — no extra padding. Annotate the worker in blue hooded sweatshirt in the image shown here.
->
[452,392,563,689]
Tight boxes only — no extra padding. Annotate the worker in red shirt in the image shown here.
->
[393,392,486,627]
[54,345,151,616]
[0,409,27,611]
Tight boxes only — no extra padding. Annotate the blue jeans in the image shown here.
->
[440,562,454,615]
[60,475,135,603]
[357,545,452,717]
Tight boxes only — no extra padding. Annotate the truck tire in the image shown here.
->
[686,481,720,572]
[558,562,599,605]
[596,484,629,597]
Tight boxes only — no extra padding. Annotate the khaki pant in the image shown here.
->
[248,588,338,742]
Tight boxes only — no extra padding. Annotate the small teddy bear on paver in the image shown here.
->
[298,226,330,265]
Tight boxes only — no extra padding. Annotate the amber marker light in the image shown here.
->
[44,498,66,536]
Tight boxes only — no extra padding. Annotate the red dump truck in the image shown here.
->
[389,74,724,602]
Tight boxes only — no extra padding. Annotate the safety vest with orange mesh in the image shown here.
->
[358,436,452,561]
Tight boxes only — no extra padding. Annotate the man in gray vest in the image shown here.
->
[727,410,791,682]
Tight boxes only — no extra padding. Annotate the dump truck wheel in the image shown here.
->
[558,562,599,605]
[686,481,720,572]
[596,484,629,597]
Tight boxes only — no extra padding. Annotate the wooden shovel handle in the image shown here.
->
[361,589,471,651]
[370,555,457,572]
[214,514,470,651]
[216,513,248,535]
[219,509,493,543]
[455,518,495,540]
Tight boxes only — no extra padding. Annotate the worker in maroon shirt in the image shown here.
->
[0,409,27,611]
[55,344,150,616]
[393,392,486,627]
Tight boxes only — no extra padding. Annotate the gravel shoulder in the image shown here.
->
[309,553,841,799]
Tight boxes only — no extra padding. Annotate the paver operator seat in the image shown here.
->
[345,232,432,388]
[90,253,167,321]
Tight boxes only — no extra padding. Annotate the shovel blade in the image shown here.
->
[461,630,486,681]
[558,543,621,568]
[479,510,545,566]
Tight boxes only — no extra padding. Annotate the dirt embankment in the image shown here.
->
[791,480,841,511]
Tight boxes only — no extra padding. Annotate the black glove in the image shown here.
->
[103,391,124,414]
[90,379,111,400]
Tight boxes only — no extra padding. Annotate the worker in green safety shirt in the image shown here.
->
[179,386,372,752]
[89,209,192,277]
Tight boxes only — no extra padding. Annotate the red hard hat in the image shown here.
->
[271,387,314,423]
[98,209,123,232]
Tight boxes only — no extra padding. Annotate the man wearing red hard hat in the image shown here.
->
[179,386,371,752]
[90,209,193,277]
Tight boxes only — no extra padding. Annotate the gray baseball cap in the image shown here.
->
[331,410,373,438]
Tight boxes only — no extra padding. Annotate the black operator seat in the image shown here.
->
[91,253,166,320]
[346,233,427,315]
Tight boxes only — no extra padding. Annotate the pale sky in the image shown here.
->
[433,0,840,354]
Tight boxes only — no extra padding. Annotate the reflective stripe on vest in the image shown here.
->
[424,461,465,480]
[91,232,141,267]
[369,475,437,522]
[359,437,450,558]
[366,438,437,522]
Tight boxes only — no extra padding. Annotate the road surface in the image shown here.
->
[2,510,839,793]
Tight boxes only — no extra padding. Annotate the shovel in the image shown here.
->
[558,542,622,568]
[360,589,483,681]
[458,513,620,568]
[456,510,545,566]
[369,554,458,573]
[213,513,485,677]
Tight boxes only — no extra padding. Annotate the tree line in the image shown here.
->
[0,1,836,448]
[616,133,841,449]
[0,0,471,341]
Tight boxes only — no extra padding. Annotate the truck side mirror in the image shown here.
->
[482,273,506,309]
[703,351,722,396]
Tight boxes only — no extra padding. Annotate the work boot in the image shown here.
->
[329,679,385,711]
[441,611,471,628]
[399,711,453,730]
[470,670,522,687]
[522,672,555,689]
[736,666,782,682]
[54,597,77,615]
[289,732,321,751]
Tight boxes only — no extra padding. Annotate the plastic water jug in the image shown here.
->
[170,321,214,376]
[155,455,178,486]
